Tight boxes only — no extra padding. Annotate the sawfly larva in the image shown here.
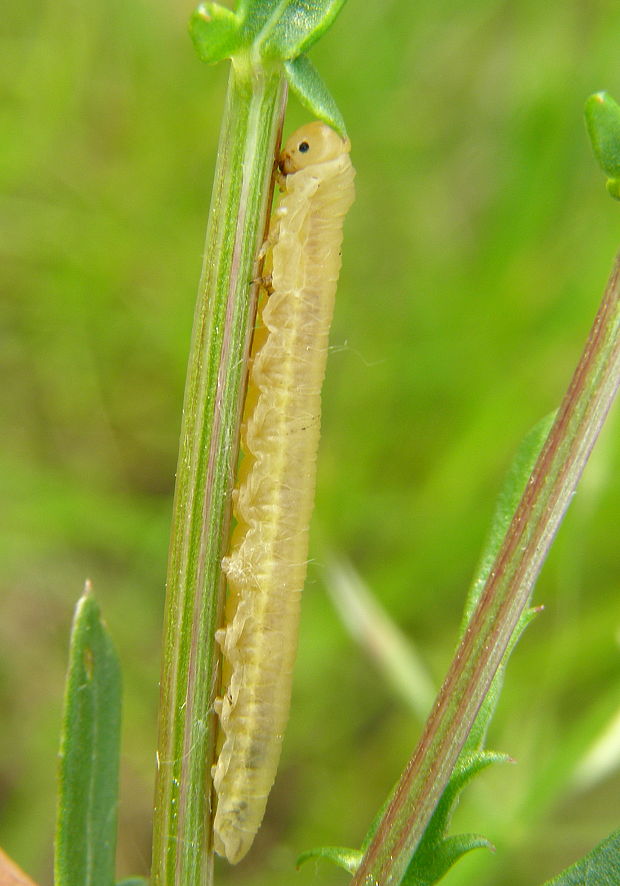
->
[212,121,356,863]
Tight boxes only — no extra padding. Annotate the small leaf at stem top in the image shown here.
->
[190,1,350,136]
[191,0,350,65]
[585,91,620,200]
[190,3,242,64]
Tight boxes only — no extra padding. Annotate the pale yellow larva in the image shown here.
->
[211,121,356,864]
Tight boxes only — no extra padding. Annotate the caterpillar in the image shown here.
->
[212,121,356,863]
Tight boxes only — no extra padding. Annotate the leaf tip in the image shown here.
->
[297,845,362,874]
[189,1,242,65]
[283,56,348,139]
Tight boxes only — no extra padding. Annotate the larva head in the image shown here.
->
[279,121,350,175]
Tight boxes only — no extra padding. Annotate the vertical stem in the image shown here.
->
[352,256,620,886]
[152,60,287,886]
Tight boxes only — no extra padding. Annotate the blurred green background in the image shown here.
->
[1,0,619,884]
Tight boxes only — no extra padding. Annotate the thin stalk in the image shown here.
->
[151,59,287,886]
[352,256,620,886]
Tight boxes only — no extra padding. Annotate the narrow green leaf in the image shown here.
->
[542,828,620,885]
[443,751,511,811]
[459,414,554,752]
[190,3,242,64]
[259,0,349,59]
[585,92,620,200]
[401,832,494,886]
[55,584,122,886]
[397,752,504,885]
[460,413,555,632]
[284,55,347,137]
[297,845,363,874]
[115,879,149,886]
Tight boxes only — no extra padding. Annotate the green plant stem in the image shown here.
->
[352,256,620,886]
[151,59,287,886]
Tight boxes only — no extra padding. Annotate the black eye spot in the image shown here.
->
[298,141,310,153]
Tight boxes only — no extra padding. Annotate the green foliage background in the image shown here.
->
[1,1,619,884]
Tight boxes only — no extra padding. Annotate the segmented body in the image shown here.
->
[212,122,355,864]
